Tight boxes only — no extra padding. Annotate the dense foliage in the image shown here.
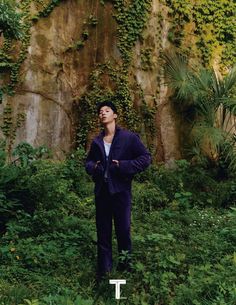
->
[164,52,236,172]
[0,0,22,39]
[1,0,235,153]
[165,0,236,67]
[0,144,235,304]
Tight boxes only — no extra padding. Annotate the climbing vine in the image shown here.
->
[0,0,23,39]
[75,0,154,147]
[113,0,152,65]
[0,0,65,102]
[1,0,235,156]
[165,0,236,68]
[76,62,139,147]
[0,102,26,161]
[33,0,64,20]
[65,14,98,52]
[0,0,34,100]
[0,0,157,151]
[0,0,66,156]
[140,47,153,71]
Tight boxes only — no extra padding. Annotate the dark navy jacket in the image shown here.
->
[85,125,151,195]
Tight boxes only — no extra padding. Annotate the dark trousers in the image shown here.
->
[95,182,132,276]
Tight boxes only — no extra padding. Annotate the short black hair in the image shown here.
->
[97,101,118,114]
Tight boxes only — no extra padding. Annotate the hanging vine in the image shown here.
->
[75,0,153,146]
[0,0,235,154]
[165,0,236,68]
[76,62,139,147]
[113,0,152,65]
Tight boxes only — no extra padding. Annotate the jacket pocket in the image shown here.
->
[92,163,104,181]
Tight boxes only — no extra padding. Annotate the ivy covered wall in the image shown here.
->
[166,0,236,68]
[0,0,235,160]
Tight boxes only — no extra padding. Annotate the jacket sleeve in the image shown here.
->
[85,141,103,177]
[118,133,151,175]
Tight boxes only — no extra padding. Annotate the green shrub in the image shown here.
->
[132,182,168,211]
[136,160,236,208]
[0,0,23,39]
[0,142,235,304]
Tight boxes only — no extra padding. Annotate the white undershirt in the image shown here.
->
[103,140,111,179]
[103,140,111,157]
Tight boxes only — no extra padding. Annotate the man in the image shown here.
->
[85,101,151,281]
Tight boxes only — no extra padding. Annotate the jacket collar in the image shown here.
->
[94,125,121,161]
[98,124,121,139]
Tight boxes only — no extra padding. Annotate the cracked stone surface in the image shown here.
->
[1,0,181,161]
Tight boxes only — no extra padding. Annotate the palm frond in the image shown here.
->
[219,97,236,115]
[197,69,213,92]
[163,51,195,102]
[223,64,236,95]
[193,98,215,125]
[212,69,225,101]
[183,144,209,166]
[164,51,236,171]
[191,122,225,155]
[190,74,210,104]
[220,136,236,172]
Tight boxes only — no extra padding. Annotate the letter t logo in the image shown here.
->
[109,279,127,299]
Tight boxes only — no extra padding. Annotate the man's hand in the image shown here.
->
[94,160,101,169]
[112,160,119,167]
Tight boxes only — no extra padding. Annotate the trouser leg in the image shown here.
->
[113,190,132,271]
[95,183,112,276]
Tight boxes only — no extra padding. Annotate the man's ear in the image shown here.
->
[114,113,118,119]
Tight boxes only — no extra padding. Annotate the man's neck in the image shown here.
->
[104,121,116,136]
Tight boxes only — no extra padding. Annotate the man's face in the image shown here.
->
[99,106,117,124]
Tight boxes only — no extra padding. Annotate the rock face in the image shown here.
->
[131,0,181,162]
[1,0,181,161]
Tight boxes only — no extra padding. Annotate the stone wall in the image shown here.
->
[1,0,181,161]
